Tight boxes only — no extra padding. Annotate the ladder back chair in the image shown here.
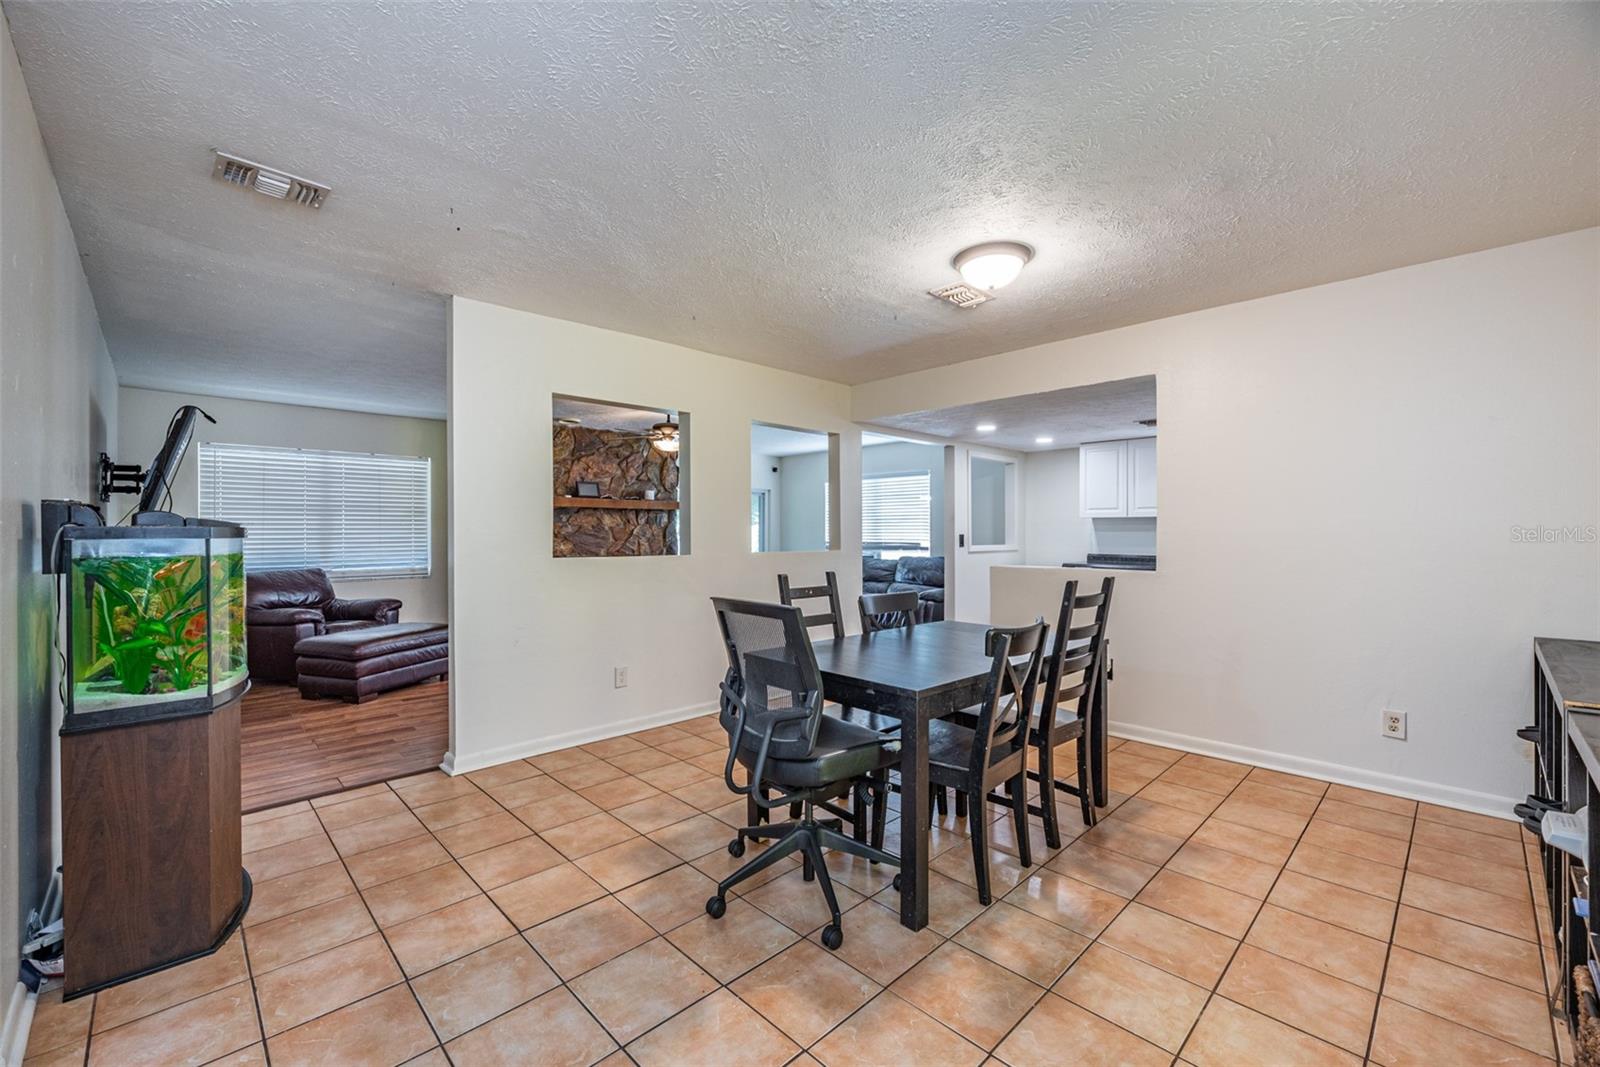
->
[925,619,1048,904]
[858,590,920,634]
[1029,576,1115,847]
[777,572,845,640]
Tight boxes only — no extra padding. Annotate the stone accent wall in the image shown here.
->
[553,426,679,557]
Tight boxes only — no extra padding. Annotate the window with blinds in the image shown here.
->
[862,471,931,554]
[198,442,432,579]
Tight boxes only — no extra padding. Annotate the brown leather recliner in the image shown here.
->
[245,568,402,683]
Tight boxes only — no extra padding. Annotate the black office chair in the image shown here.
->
[926,618,1048,904]
[858,590,919,634]
[1028,577,1115,846]
[777,572,845,639]
[708,597,902,949]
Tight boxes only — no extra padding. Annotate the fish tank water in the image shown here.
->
[62,522,248,729]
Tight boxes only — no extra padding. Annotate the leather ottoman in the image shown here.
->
[294,623,449,703]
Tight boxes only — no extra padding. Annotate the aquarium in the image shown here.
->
[62,522,248,728]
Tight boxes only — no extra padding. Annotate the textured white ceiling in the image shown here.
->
[552,396,673,432]
[872,376,1157,452]
[6,2,1596,419]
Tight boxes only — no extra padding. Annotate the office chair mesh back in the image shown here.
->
[714,599,824,762]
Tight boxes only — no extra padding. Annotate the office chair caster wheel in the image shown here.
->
[820,924,843,951]
[705,895,727,919]
[728,838,746,857]
[892,874,902,892]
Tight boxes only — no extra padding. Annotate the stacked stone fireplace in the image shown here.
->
[553,425,679,557]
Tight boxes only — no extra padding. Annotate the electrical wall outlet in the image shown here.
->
[1382,709,1407,740]
[614,667,628,689]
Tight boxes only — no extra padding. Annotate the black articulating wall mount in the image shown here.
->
[97,452,145,503]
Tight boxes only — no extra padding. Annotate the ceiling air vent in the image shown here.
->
[211,151,331,209]
[928,283,992,309]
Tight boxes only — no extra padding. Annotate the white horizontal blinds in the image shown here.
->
[198,442,431,579]
[863,471,931,549]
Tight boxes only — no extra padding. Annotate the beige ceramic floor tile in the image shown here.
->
[568,938,720,1044]
[265,985,436,1067]
[87,983,260,1067]
[91,933,249,1032]
[953,901,1091,986]
[626,988,800,1067]
[1369,996,1554,1067]
[996,992,1172,1067]
[1245,904,1389,991]
[1181,996,1361,1067]
[730,940,881,1046]
[666,898,802,983]
[526,896,657,980]
[1216,943,1377,1054]
[252,933,403,1037]
[443,986,616,1067]
[890,943,1043,1051]
[1136,869,1259,939]
[488,862,608,929]
[409,935,559,1042]
[384,895,517,977]
[1055,943,1210,1052]
[810,992,986,1067]
[1098,901,1238,989]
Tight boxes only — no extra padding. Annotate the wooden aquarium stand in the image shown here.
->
[60,687,251,999]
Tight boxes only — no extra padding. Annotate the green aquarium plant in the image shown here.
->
[76,554,208,696]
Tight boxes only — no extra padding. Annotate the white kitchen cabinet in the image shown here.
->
[1079,437,1156,517]
[1129,437,1158,516]
[1079,441,1128,517]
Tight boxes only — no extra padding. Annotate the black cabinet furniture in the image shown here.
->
[706,598,901,950]
[245,567,402,683]
[1029,577,1115,847]
[924,620,1048,904]
[1532,638,1600,1039]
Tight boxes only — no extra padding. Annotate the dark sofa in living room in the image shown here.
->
[246,567,403,683]
[862,555,946,622]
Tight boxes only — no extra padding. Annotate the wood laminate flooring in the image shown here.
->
[240,680,448,813]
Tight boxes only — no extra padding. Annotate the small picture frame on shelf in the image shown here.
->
[574,481,602,498]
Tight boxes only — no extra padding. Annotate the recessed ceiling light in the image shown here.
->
[976,423,997,433]
[1035,436,1054,445]
[953,241,1034,291]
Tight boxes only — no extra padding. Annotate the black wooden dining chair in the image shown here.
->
[858,590,919,634]
[925,619,1048,904]
[708,597,901,949]
[1028,577,1115,847]
[777,572,845,640]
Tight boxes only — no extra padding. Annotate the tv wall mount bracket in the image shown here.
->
[97,452,146,502]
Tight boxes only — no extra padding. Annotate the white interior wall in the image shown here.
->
[117,387,449,622]
[777,450,829,553]
[448,297,860,770]
[0,16,117,1027]
[1022,448,1095,565]
[856,229,1600,806]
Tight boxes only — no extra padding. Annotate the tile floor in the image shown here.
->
[23,717,1570,1067]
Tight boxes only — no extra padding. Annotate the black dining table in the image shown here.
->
[808,619,1018,931]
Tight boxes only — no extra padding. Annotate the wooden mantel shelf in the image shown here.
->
[553,496,679,511]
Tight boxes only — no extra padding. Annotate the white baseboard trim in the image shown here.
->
[442,701,719,776]
[0,979,37,1067]
[1111,721,1522,821]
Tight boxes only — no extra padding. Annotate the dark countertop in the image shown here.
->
[1061,554,1157,572]
[1537,637,1600,710]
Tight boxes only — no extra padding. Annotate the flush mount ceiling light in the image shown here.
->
[1035,436,1054,445]
[953,241,1034,292]
[976,423,997,433]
